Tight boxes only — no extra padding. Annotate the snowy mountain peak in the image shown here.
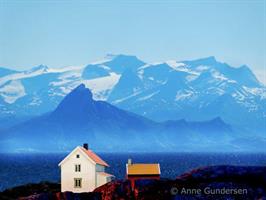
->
[27,64,49,73]
[184,56,217,66]
[103,54,145,73]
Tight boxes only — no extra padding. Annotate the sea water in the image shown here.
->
[0,152,266,191]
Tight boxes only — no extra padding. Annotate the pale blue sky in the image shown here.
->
[0,0,265,83]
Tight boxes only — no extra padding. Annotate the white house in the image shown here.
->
[58,143,114,193]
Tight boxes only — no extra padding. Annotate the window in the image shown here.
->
[74,178,82,188]
[75,164,81,172]
[76,154,80,158]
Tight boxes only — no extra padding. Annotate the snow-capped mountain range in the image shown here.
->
[0,54,265,134]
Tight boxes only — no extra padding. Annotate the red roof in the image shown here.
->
[81,147,109,167]
[127,164,160,175]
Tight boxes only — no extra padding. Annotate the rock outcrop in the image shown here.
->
[1,166,265,200]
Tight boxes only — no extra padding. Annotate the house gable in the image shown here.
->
[58,146,96,167]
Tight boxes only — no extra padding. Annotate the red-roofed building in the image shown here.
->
[126,159,161,190]
[59,143,114,193]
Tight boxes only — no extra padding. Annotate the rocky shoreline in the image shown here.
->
[1,165,265,200]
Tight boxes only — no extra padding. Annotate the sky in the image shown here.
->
[0,0,265,84]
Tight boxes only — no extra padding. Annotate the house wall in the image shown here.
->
[60,148,96,193]
[96,173,107,187]
[96,173,114,187]
[95,163,113,187]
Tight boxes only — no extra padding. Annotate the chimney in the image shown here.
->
[128,158,132,165]
[83,143,88,150]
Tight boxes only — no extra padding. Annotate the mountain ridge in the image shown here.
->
[0,84,246,153]
[0,54,265,136]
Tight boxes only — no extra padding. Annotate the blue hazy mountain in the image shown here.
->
[50,84,154,130]
[0,54,265,137]
[103,54,145,73]
[1,84,252,153]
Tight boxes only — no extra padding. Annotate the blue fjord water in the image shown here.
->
[0,153,266,191]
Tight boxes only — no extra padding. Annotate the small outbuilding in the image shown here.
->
[126,159,160,189]
[58,143,114,193]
